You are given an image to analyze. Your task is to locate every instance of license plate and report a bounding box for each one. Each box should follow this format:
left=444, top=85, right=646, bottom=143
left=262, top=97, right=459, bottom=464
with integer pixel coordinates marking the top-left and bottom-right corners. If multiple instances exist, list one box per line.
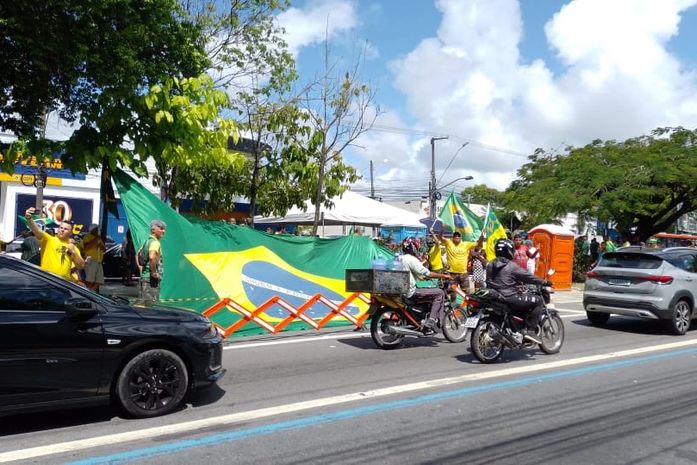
left=464, top=315, right=480, bottom=328
left=608, top=279, right=631, bottom=286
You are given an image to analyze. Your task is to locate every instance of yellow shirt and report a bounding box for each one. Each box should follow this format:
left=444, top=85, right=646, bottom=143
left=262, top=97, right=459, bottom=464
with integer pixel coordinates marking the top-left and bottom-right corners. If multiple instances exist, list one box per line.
left=443, top=239, right=475, bottom=274
left=80, top=233, right=105, bottom=262
left=39, top=234, right=83, bottom=282
left=428, top=245, right=443, bottom=271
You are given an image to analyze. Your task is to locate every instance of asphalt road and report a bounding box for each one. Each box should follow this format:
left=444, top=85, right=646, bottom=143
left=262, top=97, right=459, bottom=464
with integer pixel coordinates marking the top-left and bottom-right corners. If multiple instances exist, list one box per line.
left=3, top=291, right=697, bottom=465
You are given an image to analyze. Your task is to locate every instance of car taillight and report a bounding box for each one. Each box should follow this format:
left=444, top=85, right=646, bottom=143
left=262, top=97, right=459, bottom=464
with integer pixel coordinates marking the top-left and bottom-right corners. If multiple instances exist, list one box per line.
left=587, top=271, right=599, bottom=279
left=641, top=275, right=673, bottom=284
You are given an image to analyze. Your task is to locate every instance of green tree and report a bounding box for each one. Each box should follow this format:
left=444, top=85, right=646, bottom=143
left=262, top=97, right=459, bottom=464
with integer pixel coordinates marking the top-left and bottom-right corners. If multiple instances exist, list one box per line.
left=302, top=42, right=378, bottom=235
left=461, top=184, right=505, bottom=206
left=0, top=0, right=208, bottom=157
left=507, top=127, right=697, bottom=241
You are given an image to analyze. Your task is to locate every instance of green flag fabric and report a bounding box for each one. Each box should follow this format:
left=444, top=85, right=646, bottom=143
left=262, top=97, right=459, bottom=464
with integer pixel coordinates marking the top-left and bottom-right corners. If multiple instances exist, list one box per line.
left=437, top=192, right=483, bottom=241
left=482, top=204, right=508, bottom=261
left=113, top=170, right=393, bottom=337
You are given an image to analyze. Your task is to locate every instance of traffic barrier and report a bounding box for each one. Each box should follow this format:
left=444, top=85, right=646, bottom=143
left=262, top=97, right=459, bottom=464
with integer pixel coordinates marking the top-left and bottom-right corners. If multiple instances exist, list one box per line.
left=203, top=292, right=372, bottom=338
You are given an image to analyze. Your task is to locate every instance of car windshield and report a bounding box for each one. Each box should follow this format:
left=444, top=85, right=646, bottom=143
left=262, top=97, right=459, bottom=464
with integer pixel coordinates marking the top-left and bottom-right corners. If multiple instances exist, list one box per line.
left=598, top=252, right=662, bottom=269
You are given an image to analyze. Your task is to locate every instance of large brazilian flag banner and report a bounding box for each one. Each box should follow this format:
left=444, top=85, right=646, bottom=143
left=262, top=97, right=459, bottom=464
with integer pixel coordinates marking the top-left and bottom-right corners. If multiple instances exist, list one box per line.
left=113, top=170, right=393, bottom=337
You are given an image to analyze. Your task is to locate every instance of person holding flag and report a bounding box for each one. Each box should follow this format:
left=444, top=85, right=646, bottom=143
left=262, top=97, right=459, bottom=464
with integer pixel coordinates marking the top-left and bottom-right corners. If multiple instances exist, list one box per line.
left=434, top=192, right=483, bottom=291
left=482, top=204, right=508, bottom=261
left=24, top=207, right=85, bottom=283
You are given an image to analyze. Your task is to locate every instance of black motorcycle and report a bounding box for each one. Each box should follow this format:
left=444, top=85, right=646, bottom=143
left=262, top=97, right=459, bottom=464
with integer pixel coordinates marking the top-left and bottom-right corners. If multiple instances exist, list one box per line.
left=466, top=278, right=564, bottom=364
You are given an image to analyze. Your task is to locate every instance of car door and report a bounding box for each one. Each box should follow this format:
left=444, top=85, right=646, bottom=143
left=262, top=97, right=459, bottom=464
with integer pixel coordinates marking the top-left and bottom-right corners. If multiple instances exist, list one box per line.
left=0, top=262, right=105, bottom=407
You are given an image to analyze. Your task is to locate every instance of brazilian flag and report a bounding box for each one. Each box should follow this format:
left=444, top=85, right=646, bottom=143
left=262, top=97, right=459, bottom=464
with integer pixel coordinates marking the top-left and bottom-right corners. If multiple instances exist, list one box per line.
left=113, top=170, right=393, bottom=336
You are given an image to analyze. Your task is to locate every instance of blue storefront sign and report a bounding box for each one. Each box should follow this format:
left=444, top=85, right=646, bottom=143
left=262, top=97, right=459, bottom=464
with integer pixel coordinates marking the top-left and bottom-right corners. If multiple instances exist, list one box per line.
left=15, top=194, right=94, bottom=237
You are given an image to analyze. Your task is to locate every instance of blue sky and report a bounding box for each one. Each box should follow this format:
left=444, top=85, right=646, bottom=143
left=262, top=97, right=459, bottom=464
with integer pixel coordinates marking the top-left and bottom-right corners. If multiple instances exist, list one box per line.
left=278, top=0, right=697, bottom=200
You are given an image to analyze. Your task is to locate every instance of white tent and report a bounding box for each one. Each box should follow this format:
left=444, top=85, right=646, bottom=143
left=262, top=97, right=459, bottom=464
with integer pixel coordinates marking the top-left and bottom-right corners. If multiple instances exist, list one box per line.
left=254, top=191, right=426, bottom=228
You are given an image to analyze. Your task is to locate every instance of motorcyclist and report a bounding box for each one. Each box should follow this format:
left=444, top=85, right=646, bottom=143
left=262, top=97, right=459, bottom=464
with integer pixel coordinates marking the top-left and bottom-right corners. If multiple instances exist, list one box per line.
left=486, top=238, right=552, bottom=342
left=400, top=237, right=451, bottom=332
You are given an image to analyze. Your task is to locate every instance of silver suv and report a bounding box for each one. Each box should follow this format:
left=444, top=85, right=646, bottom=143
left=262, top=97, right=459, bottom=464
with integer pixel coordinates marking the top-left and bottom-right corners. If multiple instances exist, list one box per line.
left=583, top=247, right=697, bottom=335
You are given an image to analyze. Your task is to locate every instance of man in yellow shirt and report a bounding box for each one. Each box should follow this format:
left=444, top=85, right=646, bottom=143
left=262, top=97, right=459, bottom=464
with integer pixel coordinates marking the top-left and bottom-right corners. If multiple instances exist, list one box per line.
left=79, top=224, right=106, bottom=292
left=425, top=232, right=444, bottom=273
left=25, top=207, right=85, bottom=283
left=437, top=230, right=476, bottom=290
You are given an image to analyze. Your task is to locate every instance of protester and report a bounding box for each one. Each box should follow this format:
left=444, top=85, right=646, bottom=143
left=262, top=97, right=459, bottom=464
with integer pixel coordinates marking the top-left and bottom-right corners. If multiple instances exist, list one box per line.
left=24, top=207, right=84, bottom=282
left=468, top=238, right=487, bottom=289
left=512, top=234, right=534, bottom=270
left=647, top=237, right=659, bottom=249
left=603, top=235, right=617, bottom=253
left=79, top=224, right=106, bottom=292
left=20, top=230, right=41, bottom=265
left=228, top=218, right=237, bottom=225
left=436, top=229, right=477, bottom=290
left=121, top=229, right=137, bottom=286
left=590, top=237, right=599, bottom=262
left=137, top=219, right=166, bottom=305
left=426, top=231, right=444, bottom=273
left=525, top=239, right=540, bottom=275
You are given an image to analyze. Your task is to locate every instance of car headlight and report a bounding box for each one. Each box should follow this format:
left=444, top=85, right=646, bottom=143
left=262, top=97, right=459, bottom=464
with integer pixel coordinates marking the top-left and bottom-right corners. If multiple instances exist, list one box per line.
left=200, top=322, right=223, bottom=338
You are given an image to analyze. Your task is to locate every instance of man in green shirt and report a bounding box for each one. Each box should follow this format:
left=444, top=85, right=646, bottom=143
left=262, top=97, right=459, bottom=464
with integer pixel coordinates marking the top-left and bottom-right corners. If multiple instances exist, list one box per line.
left=137, top=219, right=166, bottom=305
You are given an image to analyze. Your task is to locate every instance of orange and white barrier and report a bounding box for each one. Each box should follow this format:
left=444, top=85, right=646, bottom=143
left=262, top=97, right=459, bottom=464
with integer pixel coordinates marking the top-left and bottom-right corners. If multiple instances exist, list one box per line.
left=203, top=292, right=372, bottom=338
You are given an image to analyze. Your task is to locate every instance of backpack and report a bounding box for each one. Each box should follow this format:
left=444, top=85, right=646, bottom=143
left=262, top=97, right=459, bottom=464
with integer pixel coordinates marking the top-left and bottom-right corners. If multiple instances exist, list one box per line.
left=136, top=238, right=153, bottom=268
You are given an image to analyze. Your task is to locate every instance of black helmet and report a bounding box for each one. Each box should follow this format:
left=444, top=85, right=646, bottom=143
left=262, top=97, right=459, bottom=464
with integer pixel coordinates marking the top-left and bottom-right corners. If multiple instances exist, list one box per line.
left=494, top=239, right=515, bottom=260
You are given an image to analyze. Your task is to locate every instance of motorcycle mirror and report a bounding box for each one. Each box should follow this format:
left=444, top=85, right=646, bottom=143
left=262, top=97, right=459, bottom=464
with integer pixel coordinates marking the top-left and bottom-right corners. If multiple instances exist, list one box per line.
left=547, top=268, right=556, bottom=276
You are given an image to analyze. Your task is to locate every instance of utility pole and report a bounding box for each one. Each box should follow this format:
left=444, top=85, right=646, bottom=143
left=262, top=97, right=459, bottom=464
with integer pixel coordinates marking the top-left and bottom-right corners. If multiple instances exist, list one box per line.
left=429, top=136, right=448, bottom=221
left=35, top=112, right=49, bottom=212
left=369, top=160, right=375, bottom=199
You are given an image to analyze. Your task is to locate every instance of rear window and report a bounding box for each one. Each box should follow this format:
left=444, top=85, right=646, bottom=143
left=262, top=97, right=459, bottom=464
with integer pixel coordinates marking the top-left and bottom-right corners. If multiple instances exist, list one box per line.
left=598, top=252, right=662, bottom=269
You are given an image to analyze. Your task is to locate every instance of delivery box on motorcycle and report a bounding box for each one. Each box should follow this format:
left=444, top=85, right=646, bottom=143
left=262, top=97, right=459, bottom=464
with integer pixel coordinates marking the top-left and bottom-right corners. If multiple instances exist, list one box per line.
left=345, top=269, right=409, bottom=295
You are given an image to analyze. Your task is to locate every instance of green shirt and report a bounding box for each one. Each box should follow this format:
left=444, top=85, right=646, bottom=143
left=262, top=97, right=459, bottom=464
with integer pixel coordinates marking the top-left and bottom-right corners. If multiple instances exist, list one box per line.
left=139, top=235, right=163, bottom=278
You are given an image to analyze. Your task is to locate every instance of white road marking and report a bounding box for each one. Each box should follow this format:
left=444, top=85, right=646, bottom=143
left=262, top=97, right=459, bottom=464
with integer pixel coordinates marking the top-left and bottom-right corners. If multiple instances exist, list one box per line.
left=554, top=299, right=583, bottom=304
left=224, top=332, right=369, bottom=350
left=3, top=338, right=697, bottom=463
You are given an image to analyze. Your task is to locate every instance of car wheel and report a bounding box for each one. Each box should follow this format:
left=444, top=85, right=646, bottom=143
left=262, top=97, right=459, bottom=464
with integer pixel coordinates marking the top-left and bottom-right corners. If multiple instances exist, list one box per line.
left=115, top=349, right=189, bottom=418
left=586, top=311, right=610, bottom=326
left=667, top=299, right=692, bottom=336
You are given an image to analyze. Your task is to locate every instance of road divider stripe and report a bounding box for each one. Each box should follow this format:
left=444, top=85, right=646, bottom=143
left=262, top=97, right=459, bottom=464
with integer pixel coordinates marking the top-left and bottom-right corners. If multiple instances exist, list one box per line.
left=4, top=338, right=697, bottom=463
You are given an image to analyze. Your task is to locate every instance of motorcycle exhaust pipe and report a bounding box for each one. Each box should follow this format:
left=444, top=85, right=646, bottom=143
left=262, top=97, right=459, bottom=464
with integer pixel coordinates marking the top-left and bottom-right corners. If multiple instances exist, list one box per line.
left=387, top=326, right=430, bottom=337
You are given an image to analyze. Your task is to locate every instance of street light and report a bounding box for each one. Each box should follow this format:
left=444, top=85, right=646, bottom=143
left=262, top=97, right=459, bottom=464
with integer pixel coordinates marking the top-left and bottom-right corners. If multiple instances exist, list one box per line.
left=437, top=175, right=474, bottom=191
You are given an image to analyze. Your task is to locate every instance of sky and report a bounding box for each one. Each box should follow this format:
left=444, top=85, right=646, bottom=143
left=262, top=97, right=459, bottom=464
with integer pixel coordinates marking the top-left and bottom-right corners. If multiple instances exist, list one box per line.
left=276, top=0, right=697, bottom=201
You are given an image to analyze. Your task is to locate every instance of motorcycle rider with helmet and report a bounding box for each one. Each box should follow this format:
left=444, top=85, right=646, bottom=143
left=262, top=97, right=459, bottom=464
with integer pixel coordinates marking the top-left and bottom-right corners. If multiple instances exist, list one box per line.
left=400, top=237, right=452, bottom=332
left=486, top=238, right=552, bottom=342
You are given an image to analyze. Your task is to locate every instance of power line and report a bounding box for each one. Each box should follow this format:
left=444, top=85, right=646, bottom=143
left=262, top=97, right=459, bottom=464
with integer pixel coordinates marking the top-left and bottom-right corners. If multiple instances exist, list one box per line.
left=364, top=123, right=531, bottom=158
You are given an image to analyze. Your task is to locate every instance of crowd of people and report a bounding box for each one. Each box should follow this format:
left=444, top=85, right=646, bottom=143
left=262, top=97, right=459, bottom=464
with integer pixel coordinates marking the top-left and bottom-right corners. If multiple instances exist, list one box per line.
left=397, top=229, right=548, bottom=340
left=14, top=208, right=167, bottom=305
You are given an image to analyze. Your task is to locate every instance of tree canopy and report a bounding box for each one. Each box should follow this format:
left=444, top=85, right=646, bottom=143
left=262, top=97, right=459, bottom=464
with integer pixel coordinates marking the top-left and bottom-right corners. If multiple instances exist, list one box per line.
left=0, top=0, right=208, bottom=142
left=506, top=127, right=697, bottom=240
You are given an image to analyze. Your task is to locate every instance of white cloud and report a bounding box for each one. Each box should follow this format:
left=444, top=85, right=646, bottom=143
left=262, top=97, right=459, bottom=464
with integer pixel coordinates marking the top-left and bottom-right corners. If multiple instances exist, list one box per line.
left=277, top=0, right=359, bottom=57
left=380, top=0, right=697, bottom=191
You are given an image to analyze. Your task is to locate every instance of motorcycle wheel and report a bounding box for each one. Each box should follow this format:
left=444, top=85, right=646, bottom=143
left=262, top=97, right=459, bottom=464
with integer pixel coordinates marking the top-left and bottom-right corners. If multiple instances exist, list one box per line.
left=470, top=319, right=504, bottom=364
left=370, top=306, right=406, bottom=350
left=441, top=305, right=469, bottom=343
left=538, top=313, right=565, bottom=354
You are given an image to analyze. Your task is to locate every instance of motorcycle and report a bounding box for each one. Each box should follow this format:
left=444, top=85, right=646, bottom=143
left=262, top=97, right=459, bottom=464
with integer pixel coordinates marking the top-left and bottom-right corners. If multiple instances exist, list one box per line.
left=466, top=272, right=564, bottom=364
left=369, top=280, right=470, bottom=350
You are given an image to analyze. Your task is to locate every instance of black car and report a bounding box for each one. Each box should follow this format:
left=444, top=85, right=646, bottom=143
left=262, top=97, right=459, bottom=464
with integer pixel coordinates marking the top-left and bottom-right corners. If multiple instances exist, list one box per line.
left=0, top=254, right=225, bottom=418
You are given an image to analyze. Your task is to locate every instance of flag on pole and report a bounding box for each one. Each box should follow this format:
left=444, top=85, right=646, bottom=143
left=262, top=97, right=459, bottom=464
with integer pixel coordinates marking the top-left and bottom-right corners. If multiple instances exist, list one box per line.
left=17, top=214, right=56, bottom=231
left=482, top=203, right=508, bottom=260
left=437, top=192, right=482, bottom=241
